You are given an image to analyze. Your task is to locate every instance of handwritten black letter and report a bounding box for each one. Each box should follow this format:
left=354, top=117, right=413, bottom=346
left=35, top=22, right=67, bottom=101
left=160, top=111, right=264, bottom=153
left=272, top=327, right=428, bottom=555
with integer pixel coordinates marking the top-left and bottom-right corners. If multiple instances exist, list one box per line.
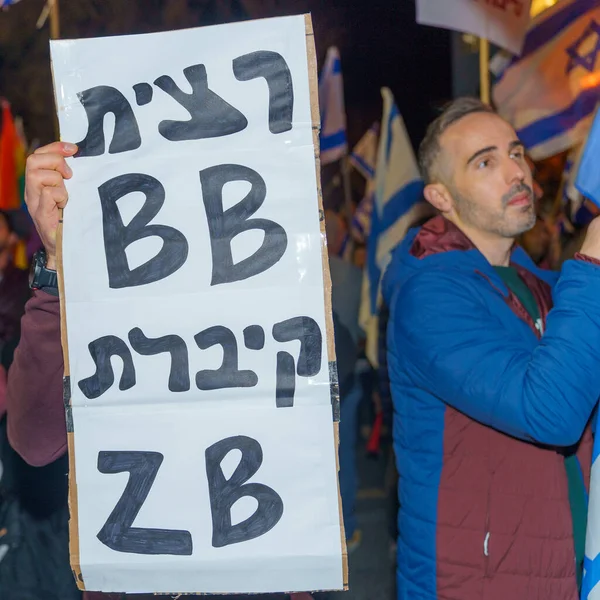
left=233, top=51, right=294, bottom=134
left=128, top=328, right=190, bottom=392
left=78, top=336, right=136, bottom=400
left=195, top=326, right=257, bottom=390
left=75, top=86, right=141, bottom=157
left=206, top=436, right=283, bottom=548
left=99, top=173, right=189, bottom=288
left=155, top=64, right=247, bottom=141
left=97, top=451, right=192, bottom=555
left=200, top=164, right=287, bottom=285
left=272, top=317, right=322, bottom=408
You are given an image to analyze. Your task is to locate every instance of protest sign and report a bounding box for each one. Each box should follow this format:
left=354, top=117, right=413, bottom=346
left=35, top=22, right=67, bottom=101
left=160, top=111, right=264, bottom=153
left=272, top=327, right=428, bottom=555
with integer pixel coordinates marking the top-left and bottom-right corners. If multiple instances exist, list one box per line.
left=50, top=14, right=346, bottom=595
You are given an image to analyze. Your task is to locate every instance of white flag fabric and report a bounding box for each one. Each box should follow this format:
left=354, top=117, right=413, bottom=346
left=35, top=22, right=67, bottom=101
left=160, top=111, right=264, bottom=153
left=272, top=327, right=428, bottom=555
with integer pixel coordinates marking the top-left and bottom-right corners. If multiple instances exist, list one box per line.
left=319, top=47, right=348, bottom=165
left=416, top=0, right=532, bottom=55
left=493, top=0, right=600, bottom=160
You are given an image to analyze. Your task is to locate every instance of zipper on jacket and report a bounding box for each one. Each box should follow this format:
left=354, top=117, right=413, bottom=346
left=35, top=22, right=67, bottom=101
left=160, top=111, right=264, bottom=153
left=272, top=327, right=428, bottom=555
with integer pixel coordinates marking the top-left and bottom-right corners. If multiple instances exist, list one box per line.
left=483, top=427, right=493, bottom=579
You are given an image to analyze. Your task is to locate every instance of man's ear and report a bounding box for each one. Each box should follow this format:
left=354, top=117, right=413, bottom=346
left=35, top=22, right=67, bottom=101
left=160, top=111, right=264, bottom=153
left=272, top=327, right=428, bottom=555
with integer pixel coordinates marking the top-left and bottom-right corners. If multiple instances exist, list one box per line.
left=423, top=183, right=454, bottom=214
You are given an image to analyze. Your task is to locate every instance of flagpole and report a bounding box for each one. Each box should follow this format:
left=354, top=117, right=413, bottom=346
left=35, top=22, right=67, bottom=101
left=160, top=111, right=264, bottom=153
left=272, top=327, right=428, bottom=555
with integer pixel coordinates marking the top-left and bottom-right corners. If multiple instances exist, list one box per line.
left=49, top=0, right=60, bottom=40
left=48, top=0, right=60, bottom=139
left=479, top=37, right=490, bottom=104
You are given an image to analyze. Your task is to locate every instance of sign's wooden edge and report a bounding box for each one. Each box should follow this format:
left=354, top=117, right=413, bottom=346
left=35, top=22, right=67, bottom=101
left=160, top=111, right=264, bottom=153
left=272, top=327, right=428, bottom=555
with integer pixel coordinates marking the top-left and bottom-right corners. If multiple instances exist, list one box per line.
left=304, top=12, right=350, bottom=592
left=50, top=38, right=86, bottom=590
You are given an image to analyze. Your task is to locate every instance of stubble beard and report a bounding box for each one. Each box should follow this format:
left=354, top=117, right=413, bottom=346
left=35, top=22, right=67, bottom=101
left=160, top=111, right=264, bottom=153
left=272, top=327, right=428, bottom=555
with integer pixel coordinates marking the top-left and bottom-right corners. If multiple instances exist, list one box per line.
left=453, top=186, right=536, bottom=239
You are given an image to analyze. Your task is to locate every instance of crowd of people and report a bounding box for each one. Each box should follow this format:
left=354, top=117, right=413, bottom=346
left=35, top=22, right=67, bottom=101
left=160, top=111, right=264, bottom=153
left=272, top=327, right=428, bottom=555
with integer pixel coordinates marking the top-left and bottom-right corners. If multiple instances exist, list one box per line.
left=0, top=96, right=599, bottom=600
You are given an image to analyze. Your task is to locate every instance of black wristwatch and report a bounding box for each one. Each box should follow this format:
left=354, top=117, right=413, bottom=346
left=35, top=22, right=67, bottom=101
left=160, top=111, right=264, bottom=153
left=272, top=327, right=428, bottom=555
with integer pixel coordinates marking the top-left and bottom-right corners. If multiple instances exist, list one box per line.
left=29, top=249, right=59, bottom=296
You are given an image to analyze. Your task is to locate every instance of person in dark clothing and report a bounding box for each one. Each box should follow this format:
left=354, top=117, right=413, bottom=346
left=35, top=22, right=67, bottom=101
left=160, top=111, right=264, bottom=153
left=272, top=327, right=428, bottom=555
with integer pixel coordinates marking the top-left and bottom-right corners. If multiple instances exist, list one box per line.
left=326, top=209, right=362, bottom=550
left=0, top=207, right=80, bottom=598
left=332, top=311, right=360, bottom=547
left=8, top=141, right=346, bottom=600
left=0, top=210, right=29, bottom=369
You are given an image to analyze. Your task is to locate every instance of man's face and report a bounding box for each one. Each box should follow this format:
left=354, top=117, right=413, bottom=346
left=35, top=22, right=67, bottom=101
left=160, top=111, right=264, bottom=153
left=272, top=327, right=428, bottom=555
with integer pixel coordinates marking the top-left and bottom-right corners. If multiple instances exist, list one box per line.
left=437, top=112, right=536, bottom=238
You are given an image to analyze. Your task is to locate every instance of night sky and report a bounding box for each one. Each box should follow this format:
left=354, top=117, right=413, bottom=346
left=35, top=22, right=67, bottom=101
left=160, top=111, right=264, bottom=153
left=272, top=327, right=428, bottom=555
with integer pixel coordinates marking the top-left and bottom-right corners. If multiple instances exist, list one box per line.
left=324, top=0, right=452, bottom=149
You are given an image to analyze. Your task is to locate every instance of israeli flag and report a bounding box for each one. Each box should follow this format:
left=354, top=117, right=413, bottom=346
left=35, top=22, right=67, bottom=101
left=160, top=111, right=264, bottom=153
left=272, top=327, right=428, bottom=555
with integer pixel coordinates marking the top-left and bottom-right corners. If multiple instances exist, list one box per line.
left=319, top=47, right=348, bottom=166
left=350, top=122, right=379, bottom=180
left=493, top=0, right=600, bottom=160
left=576, top=105, right=600, bottom=208
left=349, top=122, right=379, bottom=245
left=350, top=192, right=374, bottom=246
left=359, top=88, right=430, bottom=366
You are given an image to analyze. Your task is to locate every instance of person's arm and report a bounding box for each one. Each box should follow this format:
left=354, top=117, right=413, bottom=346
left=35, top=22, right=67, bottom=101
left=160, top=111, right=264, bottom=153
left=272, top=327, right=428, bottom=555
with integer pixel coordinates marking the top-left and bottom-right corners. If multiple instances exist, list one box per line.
left=392, top=257, right=600, bottom=447
left=5, top=141, right=76, bottom=466
left=7, top=290, right=65, bottom=466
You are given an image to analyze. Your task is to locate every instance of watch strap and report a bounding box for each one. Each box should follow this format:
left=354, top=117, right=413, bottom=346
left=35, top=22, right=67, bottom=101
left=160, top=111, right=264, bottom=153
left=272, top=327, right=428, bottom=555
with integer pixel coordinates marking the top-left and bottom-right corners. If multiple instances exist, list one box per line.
left=30, top=250, right=59, bottom=296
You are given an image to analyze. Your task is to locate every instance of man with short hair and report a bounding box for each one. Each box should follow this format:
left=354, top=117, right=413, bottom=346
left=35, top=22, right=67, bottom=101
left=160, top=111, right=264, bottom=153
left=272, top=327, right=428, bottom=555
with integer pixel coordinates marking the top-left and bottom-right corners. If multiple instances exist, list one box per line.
left=383, top=97, right=600, bottom=600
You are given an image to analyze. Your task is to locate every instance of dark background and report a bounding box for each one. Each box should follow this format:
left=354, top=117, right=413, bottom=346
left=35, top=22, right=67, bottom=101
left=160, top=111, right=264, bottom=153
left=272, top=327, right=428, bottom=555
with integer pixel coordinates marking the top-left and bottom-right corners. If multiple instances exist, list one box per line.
left=0, top=0, right=451, bottom=151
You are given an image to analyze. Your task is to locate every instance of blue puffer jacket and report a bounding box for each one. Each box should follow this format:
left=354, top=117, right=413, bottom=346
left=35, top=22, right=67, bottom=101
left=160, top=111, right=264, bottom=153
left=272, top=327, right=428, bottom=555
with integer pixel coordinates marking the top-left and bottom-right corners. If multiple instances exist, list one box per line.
left=382, top=216, right=600, bottom=600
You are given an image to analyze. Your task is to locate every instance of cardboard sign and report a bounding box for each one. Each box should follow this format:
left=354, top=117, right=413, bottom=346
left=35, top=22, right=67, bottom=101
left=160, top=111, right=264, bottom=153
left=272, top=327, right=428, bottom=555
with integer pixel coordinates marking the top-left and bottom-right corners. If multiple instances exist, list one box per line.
left=50, top=15, right=346, bottom=595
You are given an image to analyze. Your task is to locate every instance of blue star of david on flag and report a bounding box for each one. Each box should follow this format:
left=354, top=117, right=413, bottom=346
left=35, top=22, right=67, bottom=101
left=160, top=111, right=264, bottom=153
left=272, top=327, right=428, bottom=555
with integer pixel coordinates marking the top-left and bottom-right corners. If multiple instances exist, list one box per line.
left=566, top=19, right=600, bottom=73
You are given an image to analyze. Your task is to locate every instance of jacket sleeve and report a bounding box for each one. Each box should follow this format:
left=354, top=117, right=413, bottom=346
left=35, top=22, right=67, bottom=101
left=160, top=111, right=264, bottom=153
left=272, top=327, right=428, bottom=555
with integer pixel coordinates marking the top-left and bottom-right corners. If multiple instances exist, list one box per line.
left=392, top=258, right=600, bottom=447
left=7, top=290, right=66, bottom=467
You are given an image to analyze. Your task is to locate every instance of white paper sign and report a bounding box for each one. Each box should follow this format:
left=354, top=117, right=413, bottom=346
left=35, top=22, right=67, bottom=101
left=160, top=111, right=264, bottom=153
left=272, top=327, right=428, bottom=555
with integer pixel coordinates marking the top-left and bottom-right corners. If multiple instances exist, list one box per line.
left=416, top=0, right=532, bottom=55
left=50, top=15, right=344, bottom=595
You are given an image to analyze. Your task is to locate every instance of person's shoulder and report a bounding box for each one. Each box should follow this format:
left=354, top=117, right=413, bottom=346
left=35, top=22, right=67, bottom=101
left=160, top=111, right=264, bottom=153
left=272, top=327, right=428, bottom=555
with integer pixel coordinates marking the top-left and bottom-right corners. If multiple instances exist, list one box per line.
left=389, top=267, right=481, bottom=333
left=395, top=266, right=478, bottom=304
